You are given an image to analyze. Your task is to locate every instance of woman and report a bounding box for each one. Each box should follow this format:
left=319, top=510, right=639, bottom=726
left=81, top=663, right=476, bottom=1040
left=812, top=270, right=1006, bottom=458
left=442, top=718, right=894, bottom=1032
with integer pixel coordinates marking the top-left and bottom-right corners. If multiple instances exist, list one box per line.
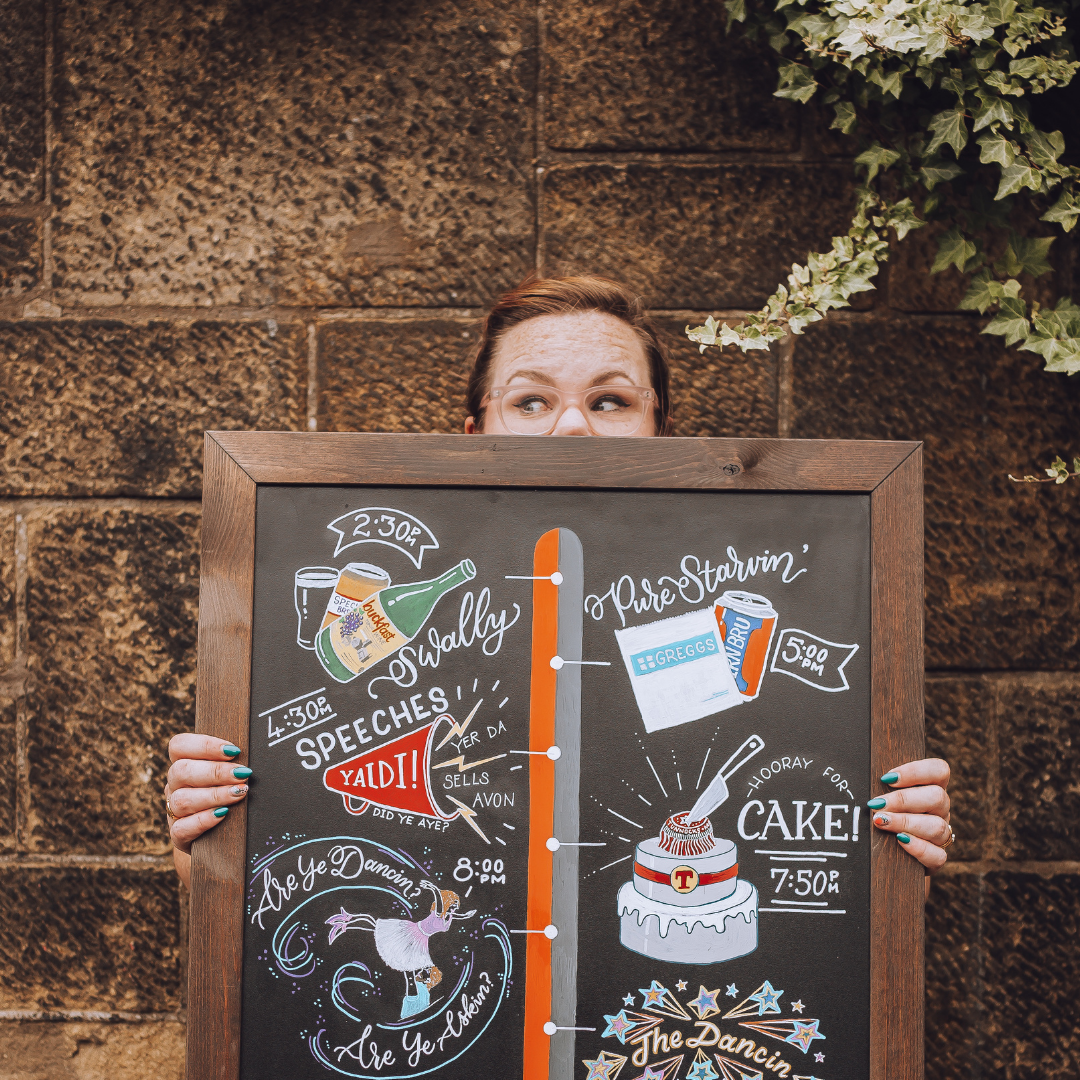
left=165, top=274, right=953, bottom=890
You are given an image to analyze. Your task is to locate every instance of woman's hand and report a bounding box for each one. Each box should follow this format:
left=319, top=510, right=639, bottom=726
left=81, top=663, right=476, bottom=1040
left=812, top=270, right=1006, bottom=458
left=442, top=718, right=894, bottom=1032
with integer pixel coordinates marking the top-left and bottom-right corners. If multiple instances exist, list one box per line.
left=166, top=733, right=252, bottom=889
left=869, top=757, right=952, bottom=888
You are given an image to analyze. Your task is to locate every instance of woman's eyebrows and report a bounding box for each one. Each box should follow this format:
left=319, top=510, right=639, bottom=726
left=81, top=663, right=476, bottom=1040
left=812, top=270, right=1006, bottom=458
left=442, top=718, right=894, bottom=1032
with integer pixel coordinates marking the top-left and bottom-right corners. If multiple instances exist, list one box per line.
left=503, top=367, right=636, bottom=385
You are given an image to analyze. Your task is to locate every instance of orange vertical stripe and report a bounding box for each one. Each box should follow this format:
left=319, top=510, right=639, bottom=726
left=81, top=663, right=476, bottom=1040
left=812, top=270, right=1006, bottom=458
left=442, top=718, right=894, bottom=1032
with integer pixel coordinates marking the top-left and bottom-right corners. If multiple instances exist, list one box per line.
left=523, top=529, right=560, bottom=1080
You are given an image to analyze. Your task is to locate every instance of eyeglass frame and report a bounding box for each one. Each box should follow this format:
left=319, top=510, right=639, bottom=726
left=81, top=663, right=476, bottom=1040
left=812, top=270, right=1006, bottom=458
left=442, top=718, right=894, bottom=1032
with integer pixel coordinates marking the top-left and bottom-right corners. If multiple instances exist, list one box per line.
left=481, top=383, right=658, bottom=436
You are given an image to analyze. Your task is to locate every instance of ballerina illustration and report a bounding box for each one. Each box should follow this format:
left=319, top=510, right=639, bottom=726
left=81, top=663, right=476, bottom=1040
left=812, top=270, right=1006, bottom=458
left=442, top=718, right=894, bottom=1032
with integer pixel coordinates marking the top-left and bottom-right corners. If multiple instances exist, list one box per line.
left=326, top=880, right=476, bottom=1017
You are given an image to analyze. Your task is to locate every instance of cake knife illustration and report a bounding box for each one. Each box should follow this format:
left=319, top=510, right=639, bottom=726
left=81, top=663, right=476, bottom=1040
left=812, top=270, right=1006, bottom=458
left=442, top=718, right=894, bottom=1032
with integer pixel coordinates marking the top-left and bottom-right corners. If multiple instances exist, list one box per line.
left=617, top=734, right=764, bottom=964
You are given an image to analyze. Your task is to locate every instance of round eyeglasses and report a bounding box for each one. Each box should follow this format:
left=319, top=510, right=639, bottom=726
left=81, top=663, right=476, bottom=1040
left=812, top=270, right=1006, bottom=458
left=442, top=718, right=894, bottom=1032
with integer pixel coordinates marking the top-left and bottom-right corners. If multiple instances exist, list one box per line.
left=486, top=384, right=655, bottom=436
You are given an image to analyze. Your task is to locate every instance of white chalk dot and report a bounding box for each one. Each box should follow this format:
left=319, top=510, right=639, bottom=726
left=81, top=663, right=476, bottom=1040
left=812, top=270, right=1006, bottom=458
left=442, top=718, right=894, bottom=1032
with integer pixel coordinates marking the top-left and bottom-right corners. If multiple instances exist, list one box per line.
left=543, top=1021, right=557, bottom=1036
left=546, top=837, right=560, bottom=852
left=550, top=571, right=563, bottom=585
left=546, top=745, right=562, bottom=761
left=544, top=924, right=558, bottom=939
left=549, top=655, right=564, bottom=670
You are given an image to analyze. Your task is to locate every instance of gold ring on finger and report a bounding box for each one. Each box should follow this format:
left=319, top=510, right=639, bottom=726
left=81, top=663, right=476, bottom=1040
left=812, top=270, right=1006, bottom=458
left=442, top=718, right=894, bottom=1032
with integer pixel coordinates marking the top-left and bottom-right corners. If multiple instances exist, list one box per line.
left=942, top=823, right=955, bottom=849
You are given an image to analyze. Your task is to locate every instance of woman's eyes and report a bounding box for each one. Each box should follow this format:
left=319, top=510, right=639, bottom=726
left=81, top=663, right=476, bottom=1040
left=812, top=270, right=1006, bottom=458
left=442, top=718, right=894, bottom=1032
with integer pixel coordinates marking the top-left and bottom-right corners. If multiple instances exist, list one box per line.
left=511, top=394, right=555, bottom=415
left=590, top=394, right=631, bottom=413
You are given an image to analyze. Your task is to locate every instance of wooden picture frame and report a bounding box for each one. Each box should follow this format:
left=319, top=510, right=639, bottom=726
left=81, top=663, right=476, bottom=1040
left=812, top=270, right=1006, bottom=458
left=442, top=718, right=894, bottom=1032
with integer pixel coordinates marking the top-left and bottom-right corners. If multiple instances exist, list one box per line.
left=188, top=431, right=924, bottom=1080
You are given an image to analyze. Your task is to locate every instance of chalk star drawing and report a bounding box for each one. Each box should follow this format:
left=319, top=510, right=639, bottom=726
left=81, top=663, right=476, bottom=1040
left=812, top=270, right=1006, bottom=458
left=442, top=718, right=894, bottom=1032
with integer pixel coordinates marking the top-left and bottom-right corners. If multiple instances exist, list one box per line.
left=676, top=980, right=688, bottom=991
left=814, top=1052, right=826, bottom=1062
left=739, top=1018, right=826, bottom=1055
left=629, top=1055, right=684, bottom=1080
left=637, top=980, right=691, bottom=1020
left=791, top=1000, right=805, bottom=1013
left=686, top=1049, right=719, bottom=1080
left=687, top=985, right=722, bottom=1020
left=582, top=1050, right=627, bottom=1080
left=726, top=983, right=739, bottom=998
left=724, top=981, right=784, bottom=1019
left=602, top=1011, right=637, bottom=1042
left=623, top=993, right=635, bottom=1007
left=748, top=980, right=783, bottom=1015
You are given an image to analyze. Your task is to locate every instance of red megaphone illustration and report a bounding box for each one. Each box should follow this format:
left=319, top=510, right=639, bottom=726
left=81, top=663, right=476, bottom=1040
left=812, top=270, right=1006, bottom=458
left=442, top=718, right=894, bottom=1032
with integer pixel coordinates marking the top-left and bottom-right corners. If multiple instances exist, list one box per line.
left=323, top=715, right=462, bottom=820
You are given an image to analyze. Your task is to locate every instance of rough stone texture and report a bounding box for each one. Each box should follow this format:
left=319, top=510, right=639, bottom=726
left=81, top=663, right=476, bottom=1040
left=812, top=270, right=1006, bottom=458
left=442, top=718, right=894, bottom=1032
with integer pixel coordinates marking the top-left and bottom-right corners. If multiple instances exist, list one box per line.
left=998, top=677, right=1080, bottom=861
left=655, top=318, right=778, bottom=437
left=979, top=872, right=1080, bottom=1078
left=318, top=319, right=478, bottom=433
left=0, top=218, right=41, bottom=297
left=24, top=504, right=199, bottom=854
left=792, top=315, right=1080, bottom=669
left=0, top=702, right=14, bottom=849
left=925, top=873, right=981, bottom=1080
left=0, top=1021, right=185, bottom=1080
left=925, top=677, right=995, bottom=862
left=544, top=0, right=798, bottom=152
left=52, top=0, right=536, bottom=308
left=0, top=507, right=16, bottom=850
left=0, top=866, right=181, bottom=1010
left=0, top=0, right=44, bottom=205
left=0, top=320, right=306, bottom=497
left=541, top=164, right=856, bottom=309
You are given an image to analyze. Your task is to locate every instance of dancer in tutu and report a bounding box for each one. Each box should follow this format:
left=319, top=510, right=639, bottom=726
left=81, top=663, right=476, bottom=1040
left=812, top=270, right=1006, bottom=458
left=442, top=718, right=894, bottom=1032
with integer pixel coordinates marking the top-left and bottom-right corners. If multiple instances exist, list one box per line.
left=326, top=880, right=475, bottom=1015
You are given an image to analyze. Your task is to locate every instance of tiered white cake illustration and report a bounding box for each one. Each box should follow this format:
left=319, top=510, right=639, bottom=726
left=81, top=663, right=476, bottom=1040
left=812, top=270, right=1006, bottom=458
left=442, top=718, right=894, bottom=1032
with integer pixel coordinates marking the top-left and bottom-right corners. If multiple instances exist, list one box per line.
left=618, top=735, right=763, bottom=964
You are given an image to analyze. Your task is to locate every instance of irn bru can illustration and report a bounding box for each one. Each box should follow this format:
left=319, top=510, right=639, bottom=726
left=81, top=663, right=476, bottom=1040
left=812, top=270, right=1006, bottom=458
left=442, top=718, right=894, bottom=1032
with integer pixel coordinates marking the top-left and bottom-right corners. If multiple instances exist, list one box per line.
left=714, top=591, right=777, bottom=699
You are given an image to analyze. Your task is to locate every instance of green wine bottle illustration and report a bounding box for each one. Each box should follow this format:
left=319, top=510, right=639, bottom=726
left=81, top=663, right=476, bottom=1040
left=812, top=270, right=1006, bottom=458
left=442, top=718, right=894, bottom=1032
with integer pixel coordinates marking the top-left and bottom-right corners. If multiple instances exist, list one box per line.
left=315, top=559, right=477, bottom=683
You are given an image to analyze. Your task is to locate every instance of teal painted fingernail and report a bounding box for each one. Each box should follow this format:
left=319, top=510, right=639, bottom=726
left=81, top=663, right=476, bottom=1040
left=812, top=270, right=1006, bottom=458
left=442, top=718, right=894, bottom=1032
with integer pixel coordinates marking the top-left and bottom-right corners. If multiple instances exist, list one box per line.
left=213, top=807, right=229, bottom=819
left=867, top=797, right=887, bottom=810
left=232, top=766, right=252, bottom=780
left=223, top=745, right=241, bottom=758
left=880, top=772, right=900, bottom=784
left=897, top=832, right=911, bottom=844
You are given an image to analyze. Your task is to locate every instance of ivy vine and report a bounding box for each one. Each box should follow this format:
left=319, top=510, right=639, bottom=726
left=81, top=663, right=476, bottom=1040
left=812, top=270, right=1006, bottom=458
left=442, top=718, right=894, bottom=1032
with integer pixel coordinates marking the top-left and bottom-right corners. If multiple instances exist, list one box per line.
left=686, top=0, right=1079, bottom=474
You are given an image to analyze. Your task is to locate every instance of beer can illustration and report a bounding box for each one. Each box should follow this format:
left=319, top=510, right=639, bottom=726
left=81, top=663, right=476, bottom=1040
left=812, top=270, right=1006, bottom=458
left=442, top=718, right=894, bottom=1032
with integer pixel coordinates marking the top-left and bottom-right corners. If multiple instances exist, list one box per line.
left=714, top=591, right=777, bottom=700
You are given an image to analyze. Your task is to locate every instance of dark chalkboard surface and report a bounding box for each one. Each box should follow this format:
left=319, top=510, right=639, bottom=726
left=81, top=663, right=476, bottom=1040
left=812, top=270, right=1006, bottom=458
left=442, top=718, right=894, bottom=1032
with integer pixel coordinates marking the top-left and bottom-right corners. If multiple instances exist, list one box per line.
left=188, top=433, right=925, bottom=1080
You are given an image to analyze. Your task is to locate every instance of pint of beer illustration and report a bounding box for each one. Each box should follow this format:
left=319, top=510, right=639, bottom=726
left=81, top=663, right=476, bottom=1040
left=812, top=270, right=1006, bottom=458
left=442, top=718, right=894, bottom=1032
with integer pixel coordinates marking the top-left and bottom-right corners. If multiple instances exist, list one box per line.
left=315, top=559, right=476, bottom=684
left=293, top=567, right=341, bottom=650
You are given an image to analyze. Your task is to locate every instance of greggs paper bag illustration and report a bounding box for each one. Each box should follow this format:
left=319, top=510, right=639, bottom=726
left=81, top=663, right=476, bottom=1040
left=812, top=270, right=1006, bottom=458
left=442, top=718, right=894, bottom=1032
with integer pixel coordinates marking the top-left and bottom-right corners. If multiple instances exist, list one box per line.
left=615, top=608, right=743, bottom=733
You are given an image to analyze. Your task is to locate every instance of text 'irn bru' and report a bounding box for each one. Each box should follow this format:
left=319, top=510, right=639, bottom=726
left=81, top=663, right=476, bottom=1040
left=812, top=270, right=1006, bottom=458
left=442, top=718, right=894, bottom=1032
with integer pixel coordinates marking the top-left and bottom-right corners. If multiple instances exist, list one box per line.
left=315, top=559, right=477, bottom=683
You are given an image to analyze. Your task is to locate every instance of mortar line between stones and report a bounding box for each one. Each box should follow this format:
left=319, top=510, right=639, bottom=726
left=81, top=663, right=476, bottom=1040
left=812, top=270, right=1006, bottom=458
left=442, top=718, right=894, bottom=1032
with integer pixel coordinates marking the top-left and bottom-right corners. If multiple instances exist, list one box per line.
left=986, top=674, right=1003, bottom=863
left=937, top=858, right=1080, bottom=874
left=14, top=510, right=28, bottom=852
left=41, top=0, right=56, bottom=299
left=0, top=1010, right=186, bottom=1023
left=0, top=853, right=175, bottom=868
left=0, top=498, right=203, bottom=512
left=307, top=322, right=318, bottom=431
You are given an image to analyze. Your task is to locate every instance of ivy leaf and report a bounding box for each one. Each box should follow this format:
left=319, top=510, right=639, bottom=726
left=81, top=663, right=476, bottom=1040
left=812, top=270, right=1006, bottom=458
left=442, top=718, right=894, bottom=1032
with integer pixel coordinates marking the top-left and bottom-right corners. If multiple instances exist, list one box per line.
left=972, top=93, right=1015, bottom=132
left=931, top=227, right=978, bottom=273
left=977, top=131, right=1017, bottom=167
left=995, top=160, right=1043, bottom=199
left=725, top=0, right=747, bottom=22
left=775, top=61, right=818, bottom=103
left=926, top=109, right=969, bottom=158
left=983, top=296, right=1031, bottom=345
left=985, top=0, right=1018, bottom=27
left=1047, top=456, right=1070, bottom=482
left=995, top=234, right=1054, bottom=278
left=855, top=144, right=902, bottom=182
left=919, top=159, right=965, bottom=189
left=830, top=101, right=857, bottom=135
left=882, top=198, right=925, bottom=241
left=1024, top=129, right=1066, bottom=169
left=1041, top=189, right=1080, bottom=232
left=959, top=270, right=1021, bottom=313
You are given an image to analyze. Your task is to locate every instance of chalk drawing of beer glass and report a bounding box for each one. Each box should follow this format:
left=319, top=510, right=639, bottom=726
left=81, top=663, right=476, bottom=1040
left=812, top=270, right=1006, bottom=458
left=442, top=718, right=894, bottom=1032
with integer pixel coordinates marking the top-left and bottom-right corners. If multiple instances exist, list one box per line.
left=294, top=567, right=340, bottom=650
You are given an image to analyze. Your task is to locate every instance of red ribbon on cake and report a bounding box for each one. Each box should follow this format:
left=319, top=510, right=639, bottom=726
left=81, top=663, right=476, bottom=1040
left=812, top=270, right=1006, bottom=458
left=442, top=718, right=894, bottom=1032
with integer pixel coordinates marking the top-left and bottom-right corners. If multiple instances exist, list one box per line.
left=633, top=862, right=739, bottom=887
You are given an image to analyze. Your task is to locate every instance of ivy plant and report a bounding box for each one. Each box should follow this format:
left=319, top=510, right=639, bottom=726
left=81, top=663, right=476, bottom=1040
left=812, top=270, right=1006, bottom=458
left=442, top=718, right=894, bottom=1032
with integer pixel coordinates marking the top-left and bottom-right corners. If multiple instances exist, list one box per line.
left=687, top=0, right=1080, bottom=420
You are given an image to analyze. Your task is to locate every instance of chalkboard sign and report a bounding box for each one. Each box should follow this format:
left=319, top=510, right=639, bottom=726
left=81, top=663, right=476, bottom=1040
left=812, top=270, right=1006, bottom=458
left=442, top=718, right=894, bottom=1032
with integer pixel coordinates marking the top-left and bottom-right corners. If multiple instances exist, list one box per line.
left=188, top=433, right=924, bottom=1080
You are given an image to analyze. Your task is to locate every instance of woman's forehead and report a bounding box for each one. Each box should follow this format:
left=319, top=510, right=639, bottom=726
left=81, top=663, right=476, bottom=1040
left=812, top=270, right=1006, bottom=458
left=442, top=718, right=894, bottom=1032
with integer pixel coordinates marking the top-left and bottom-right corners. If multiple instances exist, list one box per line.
left=491, top=311, right=650, bottom=386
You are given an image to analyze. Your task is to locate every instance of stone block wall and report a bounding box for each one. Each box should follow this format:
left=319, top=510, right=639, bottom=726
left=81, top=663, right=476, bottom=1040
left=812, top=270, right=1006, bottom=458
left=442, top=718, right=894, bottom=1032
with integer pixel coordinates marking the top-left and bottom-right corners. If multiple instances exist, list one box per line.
left=0, top=1, right=1076, bottom=1077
